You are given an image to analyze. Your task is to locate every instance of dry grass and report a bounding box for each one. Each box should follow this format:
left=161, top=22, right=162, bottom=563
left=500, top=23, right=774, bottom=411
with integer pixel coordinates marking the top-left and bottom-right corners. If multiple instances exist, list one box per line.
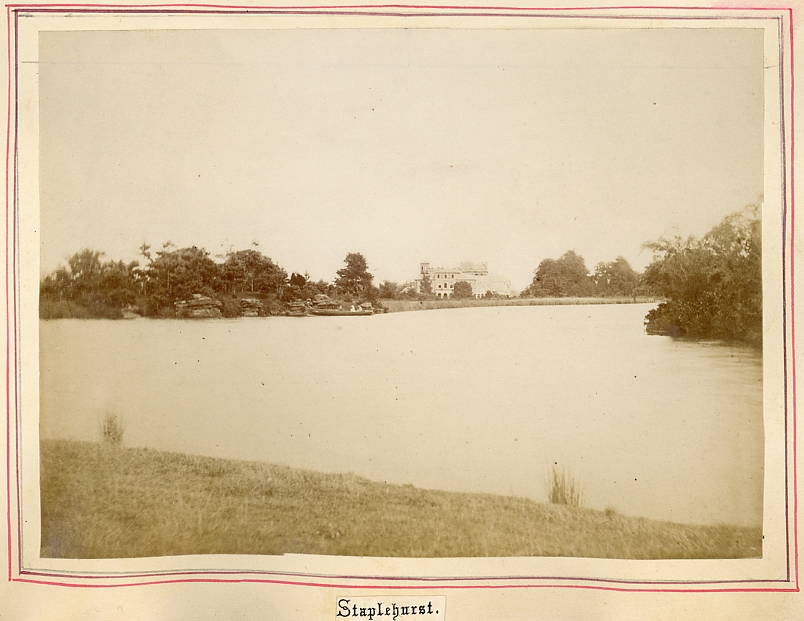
left=382, top=297, right=658, bottom=313
left=40, top=439, right=761, bottom=560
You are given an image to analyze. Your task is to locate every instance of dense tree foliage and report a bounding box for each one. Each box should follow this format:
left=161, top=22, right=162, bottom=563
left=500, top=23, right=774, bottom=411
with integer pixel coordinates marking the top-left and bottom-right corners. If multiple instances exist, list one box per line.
left=139, top=244, right=223, bottom=315
left=288, top=272, right=308, bottom=288
left=592, top=256, right=641, bottom=297
left=521, top=251, right=644, bottom=299
left=378, top=280, right=400, bottom=299
left=40, top=249, right=140, bottom=319
left=222, top=249, right=287, bottom=296
left=451, top=280, right=474, bottom=299
left=284, top=272, right=332, bottom=302
left=419, top=273, right=434, bottom=298
left=41, top=244, right=383, bottom=318
left=335, top=253, right=375, bottom=300
left=642, top=205, right=761, bottom=345
left=482, top=290, right=509, bottom=299
left=378, top=280, right=424, bottom=300
left=522, top=250, right=594, bottom=298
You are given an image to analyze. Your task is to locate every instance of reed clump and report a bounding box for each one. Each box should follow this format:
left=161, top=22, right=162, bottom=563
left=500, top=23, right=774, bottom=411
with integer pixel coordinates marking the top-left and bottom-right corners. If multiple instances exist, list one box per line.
left=100, top=413, right=124, bottom=446
left=547, top=467, right=584, bottom=508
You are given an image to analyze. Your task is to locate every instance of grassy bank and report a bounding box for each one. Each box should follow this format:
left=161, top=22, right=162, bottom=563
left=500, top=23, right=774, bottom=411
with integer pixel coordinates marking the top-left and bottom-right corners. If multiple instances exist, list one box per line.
left=41, top=439, right=760, bottom=559
left=381, top=297, right=659, bottom=313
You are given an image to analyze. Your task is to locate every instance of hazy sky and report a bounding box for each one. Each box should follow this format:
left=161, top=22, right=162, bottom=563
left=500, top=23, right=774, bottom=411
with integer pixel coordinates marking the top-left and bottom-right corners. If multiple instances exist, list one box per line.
left=39, top=27, right=764, bottom=290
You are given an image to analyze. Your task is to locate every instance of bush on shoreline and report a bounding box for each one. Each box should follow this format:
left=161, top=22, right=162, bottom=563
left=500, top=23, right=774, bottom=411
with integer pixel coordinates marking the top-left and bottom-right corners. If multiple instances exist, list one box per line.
left=642, top=206, right=761, bottom=346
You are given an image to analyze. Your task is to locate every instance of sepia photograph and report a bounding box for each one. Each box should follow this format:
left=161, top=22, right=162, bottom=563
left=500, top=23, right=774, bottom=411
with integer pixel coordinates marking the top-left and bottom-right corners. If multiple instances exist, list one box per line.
left=2, top=2, right=800, bottom=619
left=31, top=21, right=771, bottom=564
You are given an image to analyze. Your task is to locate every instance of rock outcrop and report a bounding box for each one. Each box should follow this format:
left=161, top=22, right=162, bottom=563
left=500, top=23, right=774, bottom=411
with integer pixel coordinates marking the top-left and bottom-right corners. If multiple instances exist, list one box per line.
left=175, top=294, right=223, bottom=318
left=240, top=298, right=264, bottom=317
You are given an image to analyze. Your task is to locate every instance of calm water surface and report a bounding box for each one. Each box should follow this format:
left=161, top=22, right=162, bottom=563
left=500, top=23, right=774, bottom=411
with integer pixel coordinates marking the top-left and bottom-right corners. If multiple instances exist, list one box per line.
left=40, top=304, right=763, bottom=527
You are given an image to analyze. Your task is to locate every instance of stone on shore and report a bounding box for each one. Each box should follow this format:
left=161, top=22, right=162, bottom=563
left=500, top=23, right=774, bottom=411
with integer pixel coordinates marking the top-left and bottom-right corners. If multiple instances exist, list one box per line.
left=175, top=294, right=223, bottom=318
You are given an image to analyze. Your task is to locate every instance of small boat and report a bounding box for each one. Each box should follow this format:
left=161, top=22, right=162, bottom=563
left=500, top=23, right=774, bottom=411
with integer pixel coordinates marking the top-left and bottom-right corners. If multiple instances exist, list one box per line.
left=307, top=295, right=374, bottom=316
left=310, top=307, right=373, bottom=316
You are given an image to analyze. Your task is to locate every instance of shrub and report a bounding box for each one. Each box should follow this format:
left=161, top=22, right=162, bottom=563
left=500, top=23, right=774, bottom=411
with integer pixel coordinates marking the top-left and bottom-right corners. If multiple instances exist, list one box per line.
left=39, top=298, right=93, bottom=319
left=40, top=295, right=122, bottom=319
left=451, top=281, right=474, bottom=299
left=157, top=306, right=176, bottom=318
left=642, top=205, right=761, bottom=345
left=218, top=295, right=242, bottom=318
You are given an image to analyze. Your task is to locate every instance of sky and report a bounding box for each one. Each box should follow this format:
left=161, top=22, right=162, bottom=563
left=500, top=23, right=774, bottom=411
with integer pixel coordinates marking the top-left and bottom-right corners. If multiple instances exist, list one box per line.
left=39, top=27, right=764, bottom=291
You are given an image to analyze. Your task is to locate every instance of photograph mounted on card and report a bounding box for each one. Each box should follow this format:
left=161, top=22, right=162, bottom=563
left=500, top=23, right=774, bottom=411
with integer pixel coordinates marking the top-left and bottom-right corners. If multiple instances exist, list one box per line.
left=6, top=5, right=795, bottom=591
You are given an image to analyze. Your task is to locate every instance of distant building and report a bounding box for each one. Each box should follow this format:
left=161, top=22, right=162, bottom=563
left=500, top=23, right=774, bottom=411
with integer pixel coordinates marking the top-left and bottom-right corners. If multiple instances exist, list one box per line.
left=415, top=261, right=512, bottom=299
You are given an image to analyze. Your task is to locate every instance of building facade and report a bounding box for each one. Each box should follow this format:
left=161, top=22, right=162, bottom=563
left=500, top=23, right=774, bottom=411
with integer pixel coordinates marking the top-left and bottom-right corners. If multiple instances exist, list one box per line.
left=415, top=261, right=512, bottom=299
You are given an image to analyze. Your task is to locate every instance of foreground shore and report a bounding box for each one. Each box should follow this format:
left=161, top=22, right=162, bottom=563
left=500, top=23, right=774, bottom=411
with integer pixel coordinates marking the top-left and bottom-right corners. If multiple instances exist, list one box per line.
left=40, top=439, right=760, bottom=559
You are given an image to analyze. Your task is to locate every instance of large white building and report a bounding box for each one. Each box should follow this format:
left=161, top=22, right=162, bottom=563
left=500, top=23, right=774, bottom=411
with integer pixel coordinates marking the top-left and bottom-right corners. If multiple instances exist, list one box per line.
left=415, top=261, right=512, bottom=299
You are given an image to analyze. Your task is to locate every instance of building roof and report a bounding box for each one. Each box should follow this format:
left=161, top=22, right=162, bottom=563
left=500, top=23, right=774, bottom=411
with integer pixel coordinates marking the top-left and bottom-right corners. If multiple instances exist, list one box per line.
left=458, top=261, right=488, bottom=273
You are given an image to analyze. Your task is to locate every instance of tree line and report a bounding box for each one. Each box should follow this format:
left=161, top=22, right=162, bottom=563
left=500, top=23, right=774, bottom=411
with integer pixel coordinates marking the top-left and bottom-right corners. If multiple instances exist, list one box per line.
left=40, top=245, right=379, bottom=319
left=520, top=251, right=644, bottom=299
left=40, top=205, right=762, bottom=344
left=517, top=205, right=761, bottom=345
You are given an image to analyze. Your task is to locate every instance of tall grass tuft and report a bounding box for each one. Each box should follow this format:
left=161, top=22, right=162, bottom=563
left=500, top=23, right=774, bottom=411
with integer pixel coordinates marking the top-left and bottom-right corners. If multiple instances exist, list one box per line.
left=101, top=413, right=124, bottom=446
left=547, top=467, right=584, bottom=507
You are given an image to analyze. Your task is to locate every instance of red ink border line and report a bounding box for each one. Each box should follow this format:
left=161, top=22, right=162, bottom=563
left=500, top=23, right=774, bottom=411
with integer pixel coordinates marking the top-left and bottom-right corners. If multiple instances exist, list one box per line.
left=788, top=3, right=799, bottom=591
left=4, top=2, right=12, bottom=586
left=0, top=3, right=797, bottom=10
left=7, top=576, right=804, bottom=592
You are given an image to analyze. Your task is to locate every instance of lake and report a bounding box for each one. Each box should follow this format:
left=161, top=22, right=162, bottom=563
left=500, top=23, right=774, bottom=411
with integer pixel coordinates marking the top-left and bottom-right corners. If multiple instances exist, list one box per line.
left=39, top=303, right=763, bottom=528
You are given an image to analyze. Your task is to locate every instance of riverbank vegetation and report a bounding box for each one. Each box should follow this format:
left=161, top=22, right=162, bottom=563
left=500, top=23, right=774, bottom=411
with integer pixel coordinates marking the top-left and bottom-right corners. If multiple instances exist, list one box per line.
left=641, top=205, right=762, bottom=346
left=41, top=439, right=761, bottom=560
left=39, top=243, right=654, bottom=320
left=39, top=245, right=363, bottom=319
left=40, top=206, right=761, bottom=345
left=381, top=296, right=657, bottom=313
left=521, top=251, right=643, bottom=299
